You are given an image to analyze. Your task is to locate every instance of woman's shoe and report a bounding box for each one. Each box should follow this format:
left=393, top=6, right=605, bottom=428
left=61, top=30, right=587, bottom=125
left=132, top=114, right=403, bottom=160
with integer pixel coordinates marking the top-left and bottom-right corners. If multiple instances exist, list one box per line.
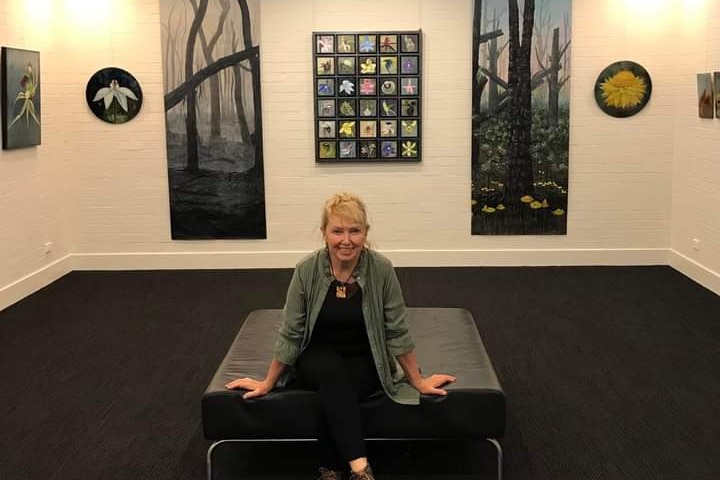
left=318, top=467, right=344, bottom=480
left=349, top=465, right=375, bottom=480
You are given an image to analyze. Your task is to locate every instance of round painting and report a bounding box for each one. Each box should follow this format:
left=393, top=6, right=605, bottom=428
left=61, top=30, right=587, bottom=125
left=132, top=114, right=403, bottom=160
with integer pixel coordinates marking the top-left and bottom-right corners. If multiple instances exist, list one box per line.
left=85, top=67, right=143, bottom=124
left=594, top=61, right=652, bottom=118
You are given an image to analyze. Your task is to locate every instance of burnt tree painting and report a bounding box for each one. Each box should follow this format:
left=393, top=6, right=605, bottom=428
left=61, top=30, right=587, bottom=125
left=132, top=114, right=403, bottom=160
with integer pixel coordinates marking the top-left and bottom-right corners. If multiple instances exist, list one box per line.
left=160, top=0, right=265, bottom=239
left=472, top=0, right=571, bottom=235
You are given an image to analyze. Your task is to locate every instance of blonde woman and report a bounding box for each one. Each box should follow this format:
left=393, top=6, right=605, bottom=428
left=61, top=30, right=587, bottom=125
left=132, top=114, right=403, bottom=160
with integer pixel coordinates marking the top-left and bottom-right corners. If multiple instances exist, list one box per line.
left=226, top=192, right=455, bottom=480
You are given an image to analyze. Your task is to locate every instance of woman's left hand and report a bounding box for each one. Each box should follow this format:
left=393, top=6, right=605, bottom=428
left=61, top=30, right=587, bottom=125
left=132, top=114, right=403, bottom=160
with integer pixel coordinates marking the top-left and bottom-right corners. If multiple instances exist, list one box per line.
left=415, top=373, right=457, bottom=396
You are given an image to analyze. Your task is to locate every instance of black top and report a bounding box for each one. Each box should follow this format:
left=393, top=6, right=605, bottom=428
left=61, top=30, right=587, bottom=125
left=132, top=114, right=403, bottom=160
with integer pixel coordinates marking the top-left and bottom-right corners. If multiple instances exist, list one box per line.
left=310, top=281, right=370, bottom=355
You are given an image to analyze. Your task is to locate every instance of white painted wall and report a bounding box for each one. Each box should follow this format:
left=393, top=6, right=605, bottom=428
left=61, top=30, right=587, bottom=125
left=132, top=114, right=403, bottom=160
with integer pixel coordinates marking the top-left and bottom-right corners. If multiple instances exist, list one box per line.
left=669, top=2, right=720, bottom=293
left=1, top=0, right=718, bottom=311
left=0, top=1, right=76, bottom=307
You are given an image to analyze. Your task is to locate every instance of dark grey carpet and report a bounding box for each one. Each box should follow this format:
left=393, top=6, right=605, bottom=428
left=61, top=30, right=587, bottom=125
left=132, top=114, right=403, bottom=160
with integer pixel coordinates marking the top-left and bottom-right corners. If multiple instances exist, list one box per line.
left=0, top=266, right=719, bottom=480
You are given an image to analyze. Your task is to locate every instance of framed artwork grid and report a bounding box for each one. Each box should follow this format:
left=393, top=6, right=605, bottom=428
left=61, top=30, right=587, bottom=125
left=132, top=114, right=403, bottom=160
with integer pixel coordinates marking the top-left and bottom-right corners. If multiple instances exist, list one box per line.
left=313, top=31, right=422, bottom=163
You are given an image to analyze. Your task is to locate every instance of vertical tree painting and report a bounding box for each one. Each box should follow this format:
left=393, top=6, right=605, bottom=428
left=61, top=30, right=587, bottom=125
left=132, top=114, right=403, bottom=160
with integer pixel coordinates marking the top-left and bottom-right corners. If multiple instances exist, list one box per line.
left=160, top=0, right=265, bottom=239
left=472, top=0, right=571, bottom=235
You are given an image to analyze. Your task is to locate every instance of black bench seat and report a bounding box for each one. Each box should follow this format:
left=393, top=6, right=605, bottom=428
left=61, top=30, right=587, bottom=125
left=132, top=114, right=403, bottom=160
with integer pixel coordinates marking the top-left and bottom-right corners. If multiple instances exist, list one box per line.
left=202, top=308, right=506, bottom=479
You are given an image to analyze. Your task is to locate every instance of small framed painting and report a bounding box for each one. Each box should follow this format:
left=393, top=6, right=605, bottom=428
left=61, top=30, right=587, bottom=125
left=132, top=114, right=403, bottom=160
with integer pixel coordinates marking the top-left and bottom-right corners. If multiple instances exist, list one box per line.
left=697, top=73, right=713, bottom=119
left=712, top=72, right=720, bottom=119
left=85, top=67, right=143, bottom=124
left=1, top=47, right=41, bottom=149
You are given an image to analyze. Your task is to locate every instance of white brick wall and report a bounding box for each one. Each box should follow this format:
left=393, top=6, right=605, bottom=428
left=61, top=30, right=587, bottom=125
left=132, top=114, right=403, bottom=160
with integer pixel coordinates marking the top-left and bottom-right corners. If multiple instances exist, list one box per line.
left=1, top=0, right=719, bottom=310
left=669, top=1, right=720, bottom=292
left=0, top=1, right=75, bottom=303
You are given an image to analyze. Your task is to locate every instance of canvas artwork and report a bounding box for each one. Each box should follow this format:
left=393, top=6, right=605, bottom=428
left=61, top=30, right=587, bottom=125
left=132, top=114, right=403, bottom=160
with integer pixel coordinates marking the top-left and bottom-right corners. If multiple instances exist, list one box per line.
left=594, top=61, right=652, bottom=118
left=85, top=67, right=143, bottom=124
left=313, top=31, right=422, bottom=162
left=697, top=73, right=715, bottom=118
left=471, top=0, right=571, bottom=235
left=714, top=72, right=720, bottom=119
left=159, top=0, right=266, bottom=239
left=697, top=73, right=714, bottom=119
left=1, top=47, right=41, bottom=150
left=711, top=72, right=720, bottom=118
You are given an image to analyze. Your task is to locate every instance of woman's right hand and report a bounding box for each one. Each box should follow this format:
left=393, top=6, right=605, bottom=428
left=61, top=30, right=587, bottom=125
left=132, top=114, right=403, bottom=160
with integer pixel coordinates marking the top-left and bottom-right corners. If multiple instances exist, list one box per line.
left=224, top=377, right=273, bottom=399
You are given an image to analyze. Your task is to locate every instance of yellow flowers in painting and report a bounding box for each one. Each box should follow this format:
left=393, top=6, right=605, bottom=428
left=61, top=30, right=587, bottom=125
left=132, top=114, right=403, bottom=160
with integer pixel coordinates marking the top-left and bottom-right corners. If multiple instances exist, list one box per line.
left=599, top=70, right=647, bottom=109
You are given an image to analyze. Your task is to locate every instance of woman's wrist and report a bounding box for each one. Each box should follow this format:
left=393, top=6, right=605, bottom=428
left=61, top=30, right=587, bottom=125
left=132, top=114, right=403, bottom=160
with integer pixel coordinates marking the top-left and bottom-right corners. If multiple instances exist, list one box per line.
left=407, top=372, right=423, bottom=389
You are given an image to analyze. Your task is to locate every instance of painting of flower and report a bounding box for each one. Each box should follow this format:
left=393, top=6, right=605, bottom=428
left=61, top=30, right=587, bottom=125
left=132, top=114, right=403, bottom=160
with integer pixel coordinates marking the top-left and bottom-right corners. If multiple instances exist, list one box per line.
left=594, top=61, right=652, bottom=118
left=600, top=71, right=646, bottom=109
left=714, top=72, right=720, bottom=119
left=1, top=47, right=41, bottom=150
left=85, top=67, right=143, bottom=124
left=697, top=73, right=713, bottom=119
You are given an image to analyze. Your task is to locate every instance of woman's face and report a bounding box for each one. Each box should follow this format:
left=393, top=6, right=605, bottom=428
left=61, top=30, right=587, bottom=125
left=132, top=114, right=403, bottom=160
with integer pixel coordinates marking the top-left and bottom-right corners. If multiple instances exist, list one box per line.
left=323, top=214, right=367, bottom=266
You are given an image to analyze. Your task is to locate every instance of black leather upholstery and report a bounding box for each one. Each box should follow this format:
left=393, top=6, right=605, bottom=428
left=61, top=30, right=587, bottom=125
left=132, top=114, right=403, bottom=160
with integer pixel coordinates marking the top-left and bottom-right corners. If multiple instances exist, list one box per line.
left=202, top=308, right=505, bottom=440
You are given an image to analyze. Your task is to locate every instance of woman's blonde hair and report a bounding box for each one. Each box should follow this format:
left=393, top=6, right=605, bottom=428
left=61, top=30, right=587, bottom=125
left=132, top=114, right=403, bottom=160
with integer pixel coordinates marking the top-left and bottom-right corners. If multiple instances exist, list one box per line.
left=321, top=192, right=370, bottom=233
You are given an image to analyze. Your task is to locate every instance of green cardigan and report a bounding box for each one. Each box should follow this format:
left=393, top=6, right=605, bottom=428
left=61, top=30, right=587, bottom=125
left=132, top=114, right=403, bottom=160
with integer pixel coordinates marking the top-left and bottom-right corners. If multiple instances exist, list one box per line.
left=273, top=248, right=420, bottom=405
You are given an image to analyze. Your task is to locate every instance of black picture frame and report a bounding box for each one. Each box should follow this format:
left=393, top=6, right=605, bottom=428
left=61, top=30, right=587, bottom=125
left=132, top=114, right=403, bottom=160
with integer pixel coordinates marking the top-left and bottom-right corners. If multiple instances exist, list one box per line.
left=1, top=47, right=41, bottom=150
left=313, top=31, right=422, bottom=163
left=594, top=60, right=652, bottom=118
left=85, top=67, right=143, bottom=124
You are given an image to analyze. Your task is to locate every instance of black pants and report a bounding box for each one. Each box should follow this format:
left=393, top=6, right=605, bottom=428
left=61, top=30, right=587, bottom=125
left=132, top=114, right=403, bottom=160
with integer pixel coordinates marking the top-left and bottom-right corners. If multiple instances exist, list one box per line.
left=295, top=345, right=382, bottom=469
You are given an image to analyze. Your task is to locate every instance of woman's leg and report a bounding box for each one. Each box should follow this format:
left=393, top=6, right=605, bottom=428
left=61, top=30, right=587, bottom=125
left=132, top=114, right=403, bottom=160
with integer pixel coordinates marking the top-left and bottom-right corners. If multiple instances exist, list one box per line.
left=295, top=347, right=381, bottom=469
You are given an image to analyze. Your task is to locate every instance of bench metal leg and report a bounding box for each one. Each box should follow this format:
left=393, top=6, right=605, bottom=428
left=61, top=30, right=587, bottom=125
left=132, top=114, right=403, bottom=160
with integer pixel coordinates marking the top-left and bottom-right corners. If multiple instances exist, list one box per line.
left=207, top=438, right=309, bottom=480
left=207, top=439, right=244, bottom=480
left=208, top=437, right=503, bottom=480
left=485, top=437, right=503, bottom=480
left=206, top=439, right=220, bottom=480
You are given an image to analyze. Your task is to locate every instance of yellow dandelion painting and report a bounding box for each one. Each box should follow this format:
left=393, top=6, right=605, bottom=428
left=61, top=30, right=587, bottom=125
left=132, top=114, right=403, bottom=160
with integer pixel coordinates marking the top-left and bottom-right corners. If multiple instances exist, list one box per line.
left=600, top=71, right=646, bottom=109
left=595, top=61, right=652, bottom=118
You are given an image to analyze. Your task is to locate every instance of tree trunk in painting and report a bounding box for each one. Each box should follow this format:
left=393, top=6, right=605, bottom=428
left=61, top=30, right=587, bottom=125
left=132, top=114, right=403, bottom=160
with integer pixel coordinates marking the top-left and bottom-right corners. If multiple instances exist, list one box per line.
left=207, top=70, right=222, bottom=137
left=237, top=0, right=264, bottom=185
left=547, top=28, right=561, bottom=126
left=164, top=47, right=260, bottom=112
left=472, top=0, right=483, bottom=120
left=488, top=33, right=501, bottom=113
left=197, top=0, right=230, bottom=138
left=233, top=62, right=252, bottom=144
left=505, top=0, right=535, bottom=209
left=547, top=27, right=570, bottom=127
left=231, top=30, right=252, bottom=145
left=183, top=0, right=208, bottom=172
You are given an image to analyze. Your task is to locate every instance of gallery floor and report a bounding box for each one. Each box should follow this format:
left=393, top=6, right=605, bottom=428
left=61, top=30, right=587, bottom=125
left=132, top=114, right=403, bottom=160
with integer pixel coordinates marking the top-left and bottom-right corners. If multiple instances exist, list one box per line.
left=0, top=265, right=718, bottom=479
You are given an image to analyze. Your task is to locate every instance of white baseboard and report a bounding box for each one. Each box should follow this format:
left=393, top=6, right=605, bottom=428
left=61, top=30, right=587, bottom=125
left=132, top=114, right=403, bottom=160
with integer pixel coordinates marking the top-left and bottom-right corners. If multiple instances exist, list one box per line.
left=71, top=251, right=308, bottom=270
left=3, top=248, right=715, bottom=313
left=70, top=247, right=669, bottom=269
left=381, top=248, right=669, bottom=267
left=0, top=255, right=74, bottom=312
left=668, top=250, right=720, bottom=297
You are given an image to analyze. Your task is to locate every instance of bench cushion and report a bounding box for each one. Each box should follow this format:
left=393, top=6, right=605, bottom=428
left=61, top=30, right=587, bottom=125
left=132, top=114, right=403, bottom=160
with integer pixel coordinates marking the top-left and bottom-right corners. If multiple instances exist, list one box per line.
left=202, top=308, right=505, bottom=440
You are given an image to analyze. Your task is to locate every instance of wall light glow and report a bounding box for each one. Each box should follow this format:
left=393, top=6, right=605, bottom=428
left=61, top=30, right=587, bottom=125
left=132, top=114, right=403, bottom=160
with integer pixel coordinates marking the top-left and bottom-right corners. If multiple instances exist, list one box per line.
left=679, top=0, right=707, bottom=25
left=623, top=0, right=708, bottom=19
left=25, top=0, right=54, bottom=26
left=63, top=0, right=113, bottom=26
left=614, top=0, right=709, bottom=35
left=682, top=0, right=706, bottom=9
left=624, top=0, right=673, bottom=19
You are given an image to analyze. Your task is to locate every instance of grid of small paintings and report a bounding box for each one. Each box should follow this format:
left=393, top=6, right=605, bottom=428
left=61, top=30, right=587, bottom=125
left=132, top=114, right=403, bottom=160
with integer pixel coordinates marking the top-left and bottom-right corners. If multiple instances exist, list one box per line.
left=313, top=31, right=422, bottom=163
